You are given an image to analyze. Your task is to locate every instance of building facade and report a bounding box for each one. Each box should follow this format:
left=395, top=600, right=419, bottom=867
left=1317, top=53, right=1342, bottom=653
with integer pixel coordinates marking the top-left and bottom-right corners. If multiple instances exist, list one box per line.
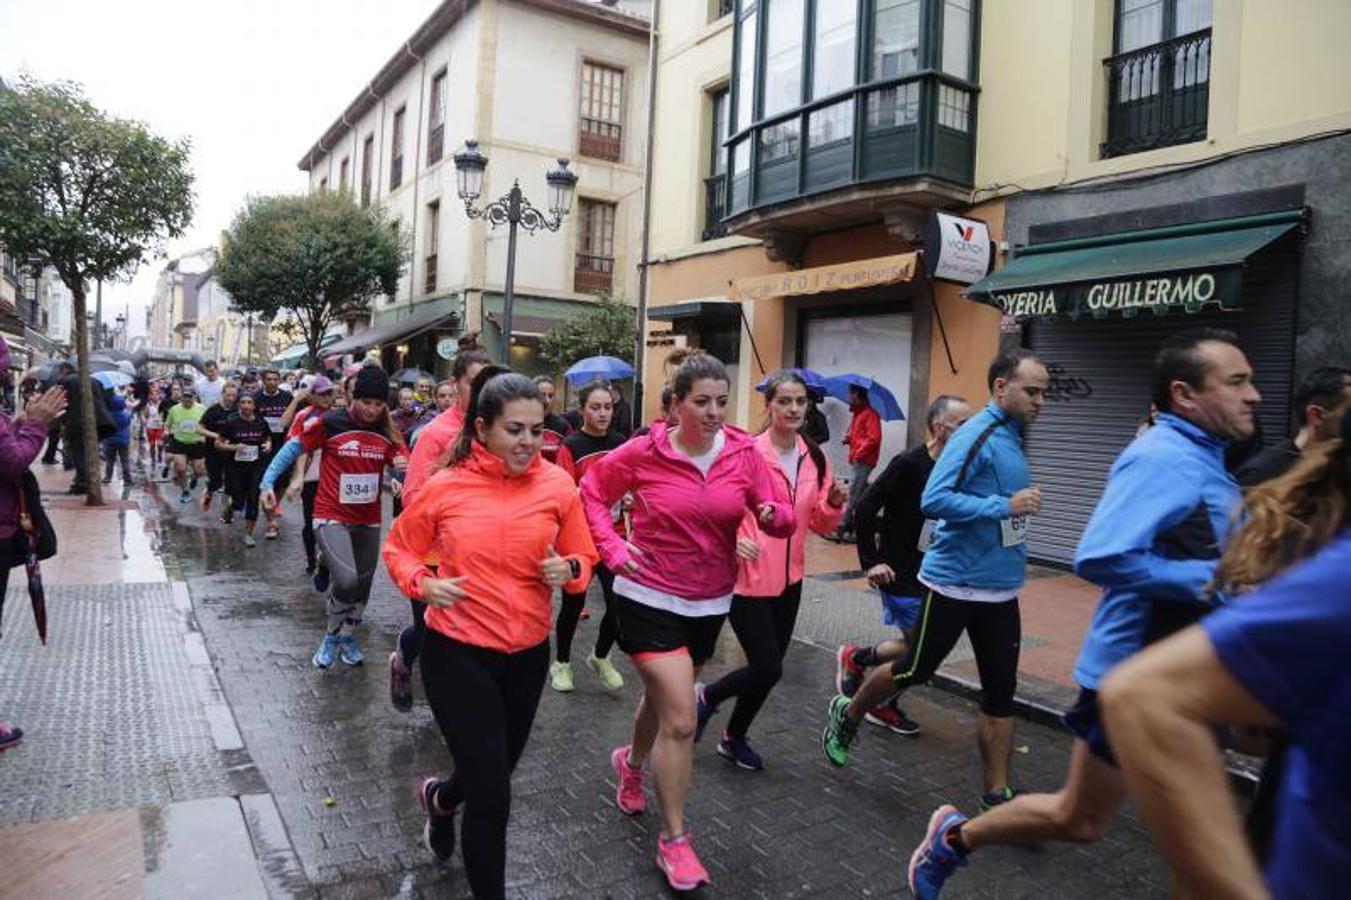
left=644, top=0, right=1351, bottom=564
left=298, top=0, right=651, bottom=377
left=643, top=0, right=998, bottom=481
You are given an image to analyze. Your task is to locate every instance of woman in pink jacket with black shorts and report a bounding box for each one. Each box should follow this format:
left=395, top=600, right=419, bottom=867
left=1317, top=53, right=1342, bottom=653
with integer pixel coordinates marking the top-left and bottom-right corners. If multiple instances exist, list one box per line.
left=580, top=352, right=795, bottom=892
left=694, top=370, right=847, bottom=770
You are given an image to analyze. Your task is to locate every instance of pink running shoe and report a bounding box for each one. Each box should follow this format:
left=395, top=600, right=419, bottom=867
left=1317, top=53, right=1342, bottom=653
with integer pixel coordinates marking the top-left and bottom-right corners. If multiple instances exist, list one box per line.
left=611, top=745, right=646, bottom=815
left=656, top=832, right=711, bottom=891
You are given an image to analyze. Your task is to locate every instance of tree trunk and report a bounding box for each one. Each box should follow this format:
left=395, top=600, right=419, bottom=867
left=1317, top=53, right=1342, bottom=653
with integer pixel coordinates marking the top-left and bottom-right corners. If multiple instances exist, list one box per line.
left=71, top=284, right=105, bottom=507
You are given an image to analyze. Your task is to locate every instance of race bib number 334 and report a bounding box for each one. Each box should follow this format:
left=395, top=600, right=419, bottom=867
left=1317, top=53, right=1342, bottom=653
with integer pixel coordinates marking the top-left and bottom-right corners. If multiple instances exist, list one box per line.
left=339, top=473, right=380, bottom=505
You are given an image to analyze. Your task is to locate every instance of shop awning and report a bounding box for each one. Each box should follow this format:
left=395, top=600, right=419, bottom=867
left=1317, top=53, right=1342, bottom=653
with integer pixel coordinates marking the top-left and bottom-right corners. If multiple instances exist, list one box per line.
left=486, top=312, right=555, bottom=340
left=648, top=300, right=741, bottom=321
left=271, top=332, right=343, bottom=366
left=965, top=212, right=1303, bottom=321
left=729, top=253, right=918, bottom=302
left=322, top=304, right=455, bottom=357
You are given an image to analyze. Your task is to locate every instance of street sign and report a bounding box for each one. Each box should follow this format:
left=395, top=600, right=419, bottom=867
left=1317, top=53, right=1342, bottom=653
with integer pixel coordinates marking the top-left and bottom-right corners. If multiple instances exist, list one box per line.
left=436, top=337, right=457, bottom=360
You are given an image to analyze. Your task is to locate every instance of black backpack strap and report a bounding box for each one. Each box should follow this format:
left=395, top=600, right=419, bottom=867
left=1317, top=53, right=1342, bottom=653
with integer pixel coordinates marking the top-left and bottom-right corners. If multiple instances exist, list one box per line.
left=954, top=416, right=1007, bottom=491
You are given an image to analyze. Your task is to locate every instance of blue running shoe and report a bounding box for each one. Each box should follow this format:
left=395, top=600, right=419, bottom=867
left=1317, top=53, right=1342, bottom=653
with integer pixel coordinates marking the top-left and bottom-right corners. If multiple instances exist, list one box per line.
left=716, top=733, right=764, bottom=771
left=338, top=635, right=365, bottom=667
left=312, top=634, right=339, bottom=669
left=694, top=682, right=713, bottom=743
left=312, top=565, right=331, bottom=594
left=908, top=804, right=968, bottom=898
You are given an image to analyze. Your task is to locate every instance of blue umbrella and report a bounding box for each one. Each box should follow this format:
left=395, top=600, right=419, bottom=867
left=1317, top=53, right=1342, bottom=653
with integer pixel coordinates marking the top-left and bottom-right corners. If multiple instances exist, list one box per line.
left=564, top=355, right=635, bottom=384
left=754, top=367, right=827, bottom=393
left=822, top=373, right=906, bottom=421
left=92, top=370, right=133, bottom=390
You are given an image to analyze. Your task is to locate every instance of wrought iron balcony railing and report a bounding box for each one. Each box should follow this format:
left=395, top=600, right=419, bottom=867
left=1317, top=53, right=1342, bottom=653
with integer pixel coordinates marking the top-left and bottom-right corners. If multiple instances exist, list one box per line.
left=1102, top=28, right=1211, bottom=158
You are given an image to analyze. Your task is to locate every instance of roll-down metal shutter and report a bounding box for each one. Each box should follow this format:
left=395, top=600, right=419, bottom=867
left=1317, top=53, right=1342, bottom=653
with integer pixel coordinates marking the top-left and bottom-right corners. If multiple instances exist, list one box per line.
left=1022, top=240, right=1298, bottom=565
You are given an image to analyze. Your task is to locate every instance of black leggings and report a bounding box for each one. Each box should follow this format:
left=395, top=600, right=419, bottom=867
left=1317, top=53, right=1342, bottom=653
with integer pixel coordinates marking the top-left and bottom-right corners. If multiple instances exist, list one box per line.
left=703, top=582, right=803, bottom=738
left=205, top=447, right=226, bottom=494
left=421, top=632, right=549, bottom=900
left=301, top=481, right=320, bottom=567
left=554, top=564, right=618, bottom=663
left=399, top=598, right=427, bottom=666
left=887, top=590, right=1021, bottom=718
left=227, top=462, right=263, bottom=522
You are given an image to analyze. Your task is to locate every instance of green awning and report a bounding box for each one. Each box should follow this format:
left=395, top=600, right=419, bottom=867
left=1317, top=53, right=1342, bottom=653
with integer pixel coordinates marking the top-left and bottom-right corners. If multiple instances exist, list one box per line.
left=965, top=212, right=1302, bottom=321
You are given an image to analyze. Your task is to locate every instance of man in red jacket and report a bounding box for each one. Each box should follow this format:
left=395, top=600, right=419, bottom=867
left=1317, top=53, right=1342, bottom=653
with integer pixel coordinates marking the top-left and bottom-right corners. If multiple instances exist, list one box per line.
left=832, top=385, right=882, bottom=542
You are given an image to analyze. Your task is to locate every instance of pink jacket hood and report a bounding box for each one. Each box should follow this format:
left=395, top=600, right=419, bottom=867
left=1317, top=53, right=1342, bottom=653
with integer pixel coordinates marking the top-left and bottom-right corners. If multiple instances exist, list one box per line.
left=580, top=422, right=795, bottom=602
left=735, top=431, right=845, bottom=597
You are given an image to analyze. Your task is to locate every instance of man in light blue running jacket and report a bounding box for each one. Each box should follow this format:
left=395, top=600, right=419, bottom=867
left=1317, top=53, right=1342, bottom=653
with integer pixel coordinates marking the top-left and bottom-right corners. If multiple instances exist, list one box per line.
left=907, top=327, right=1260, bottom=899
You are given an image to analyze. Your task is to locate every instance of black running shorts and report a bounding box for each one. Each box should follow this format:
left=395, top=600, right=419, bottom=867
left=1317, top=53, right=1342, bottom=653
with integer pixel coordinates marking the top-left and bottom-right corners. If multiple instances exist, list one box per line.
left=169, top=439, right=206, bottom=461
left=613, top=593, right=726, bottom=666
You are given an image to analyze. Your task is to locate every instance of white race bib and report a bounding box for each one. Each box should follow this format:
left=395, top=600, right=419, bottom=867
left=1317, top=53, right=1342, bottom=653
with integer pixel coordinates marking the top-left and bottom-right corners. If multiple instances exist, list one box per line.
left=263, top=416, right=283, bottom=433
left=234, top=444, right=260, bottom=463
left=339, top=472, right=380, bottom=505
left=175, top=419, right=198, bottom=435
left=1000, top=515, right=1029, bottom=548
left=917, top=518, right=939, bottom=553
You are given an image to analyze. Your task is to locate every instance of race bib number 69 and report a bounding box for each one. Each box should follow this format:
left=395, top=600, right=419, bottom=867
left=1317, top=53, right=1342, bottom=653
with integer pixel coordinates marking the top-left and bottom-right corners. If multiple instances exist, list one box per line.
left=339, top=472, right=380, bottom=505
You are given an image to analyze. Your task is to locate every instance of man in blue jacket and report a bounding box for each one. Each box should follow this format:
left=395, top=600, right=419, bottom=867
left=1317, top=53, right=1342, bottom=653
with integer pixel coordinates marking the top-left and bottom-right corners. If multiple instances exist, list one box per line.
left=908, top=328, right=1260, bottom=898
left=823, top=348, right=1047, bottom=796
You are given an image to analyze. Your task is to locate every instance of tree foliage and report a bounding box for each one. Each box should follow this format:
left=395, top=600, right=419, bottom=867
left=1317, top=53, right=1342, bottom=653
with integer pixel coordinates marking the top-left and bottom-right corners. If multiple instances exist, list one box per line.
left=0, top=76, right=194, bottom=505
left=539, top=294, right=636, bottom=373
left=216, top=191, right=408, bottom=367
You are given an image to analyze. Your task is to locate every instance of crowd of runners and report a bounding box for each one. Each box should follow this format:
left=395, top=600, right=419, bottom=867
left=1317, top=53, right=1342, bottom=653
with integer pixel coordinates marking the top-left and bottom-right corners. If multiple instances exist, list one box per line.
left=82, top=333, right=1348, bottom=899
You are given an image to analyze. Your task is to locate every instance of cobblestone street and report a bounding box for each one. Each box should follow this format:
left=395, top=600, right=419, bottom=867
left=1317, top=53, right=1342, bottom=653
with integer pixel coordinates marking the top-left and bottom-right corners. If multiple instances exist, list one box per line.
left=170, top=473, right=1164, bottom=898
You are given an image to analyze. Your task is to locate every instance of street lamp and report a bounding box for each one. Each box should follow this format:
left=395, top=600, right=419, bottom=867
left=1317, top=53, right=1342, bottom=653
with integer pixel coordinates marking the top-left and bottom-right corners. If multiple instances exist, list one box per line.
left=453, top=139, right=577, bottom=363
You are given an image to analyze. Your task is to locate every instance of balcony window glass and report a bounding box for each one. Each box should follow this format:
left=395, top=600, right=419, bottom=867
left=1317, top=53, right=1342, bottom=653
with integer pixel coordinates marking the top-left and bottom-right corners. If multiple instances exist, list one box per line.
left=731, top=137, right=751, bottom=210
left=865, top=81, right=919, bottom=128
left=937, top=84, right=969, bottom=131
left=808, top=98, right=854, bottom=148
left=1105, top=0, right=1211, bottom=157
left=1118, top=0, right=1163, bottom=52
left=812, top=0, right=856, bottom=99
left=758, top=119, right=800, bottom=163
left=763, top=0, right=805, bottom=117
left=873, top=0, right=920, bottom=80
left=940, top=0, right=972, bottom=79
left=735, top=3, right=758, bottom=130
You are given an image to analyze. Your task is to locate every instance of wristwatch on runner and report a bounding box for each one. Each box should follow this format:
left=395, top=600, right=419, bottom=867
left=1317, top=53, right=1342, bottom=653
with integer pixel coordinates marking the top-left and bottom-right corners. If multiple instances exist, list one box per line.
left=568, top=558, right=581, bottom=580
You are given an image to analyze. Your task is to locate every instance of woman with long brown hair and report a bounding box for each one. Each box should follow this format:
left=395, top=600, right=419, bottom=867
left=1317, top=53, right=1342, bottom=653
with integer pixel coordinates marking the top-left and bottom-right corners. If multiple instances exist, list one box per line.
left=383, top=368, right=598, bottom=898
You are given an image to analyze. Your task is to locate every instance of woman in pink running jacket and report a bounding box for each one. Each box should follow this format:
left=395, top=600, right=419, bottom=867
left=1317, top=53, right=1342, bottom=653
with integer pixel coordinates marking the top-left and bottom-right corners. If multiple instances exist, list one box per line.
left=580, top=352, right=795, bottom=892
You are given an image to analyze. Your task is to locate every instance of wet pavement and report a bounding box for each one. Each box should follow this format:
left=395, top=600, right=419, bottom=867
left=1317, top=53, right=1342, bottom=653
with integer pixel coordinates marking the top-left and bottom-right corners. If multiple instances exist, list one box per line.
left=154, top=479, right=1169, bottom=898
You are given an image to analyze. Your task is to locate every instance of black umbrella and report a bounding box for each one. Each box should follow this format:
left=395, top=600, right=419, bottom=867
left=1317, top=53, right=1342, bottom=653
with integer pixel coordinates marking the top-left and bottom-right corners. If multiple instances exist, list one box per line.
left=390, top=368, right=435, bottom=386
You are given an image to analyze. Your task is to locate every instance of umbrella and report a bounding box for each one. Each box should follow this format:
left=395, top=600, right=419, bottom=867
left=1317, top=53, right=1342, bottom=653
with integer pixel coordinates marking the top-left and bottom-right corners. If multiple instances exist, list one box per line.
left=93, top=370, right=133, bottom=389
left=25, top=546, right=47, bottom=645
left=87, top=359, right=123, bottom=374
left=755, top=367, right=827, bottom=393
left=390, top=367, right=435, bottom=386
left=564, top=355, right=635, bottom=384
left=822, top=373, right=906, bottom=421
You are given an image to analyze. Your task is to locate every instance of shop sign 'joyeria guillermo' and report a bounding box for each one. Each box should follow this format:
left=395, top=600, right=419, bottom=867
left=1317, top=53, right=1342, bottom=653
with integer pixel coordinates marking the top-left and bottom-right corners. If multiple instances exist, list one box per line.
left=986, top=268, right=1241, bottom=322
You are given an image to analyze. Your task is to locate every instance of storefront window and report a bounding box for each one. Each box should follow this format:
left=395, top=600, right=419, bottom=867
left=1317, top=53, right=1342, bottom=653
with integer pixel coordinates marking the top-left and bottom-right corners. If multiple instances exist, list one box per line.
left=873, top=0, right=921, bottom=80
left=763, top=0, right=806, bottom=117
left=812, top=0, right=857, bottom=99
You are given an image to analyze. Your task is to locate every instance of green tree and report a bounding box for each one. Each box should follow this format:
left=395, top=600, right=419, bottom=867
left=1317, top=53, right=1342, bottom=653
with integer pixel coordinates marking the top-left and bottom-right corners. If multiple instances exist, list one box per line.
left=0, top=76, right=194, bottom=506
left=216, top=191, right=407, bottom=370
left=539, top=294, right=636, bottom=373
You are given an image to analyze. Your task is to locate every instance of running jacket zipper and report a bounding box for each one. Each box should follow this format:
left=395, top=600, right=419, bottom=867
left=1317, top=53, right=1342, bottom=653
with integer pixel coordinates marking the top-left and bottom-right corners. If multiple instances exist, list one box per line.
left=782, top=448, right=806, bottom=588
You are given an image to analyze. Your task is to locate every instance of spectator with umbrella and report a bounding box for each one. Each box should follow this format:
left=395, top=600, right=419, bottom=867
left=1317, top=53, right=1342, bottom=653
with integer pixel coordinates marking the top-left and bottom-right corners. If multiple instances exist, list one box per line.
left=0, top=334, right=68, bottom=752
left=826, top=376, right=893, bottom=542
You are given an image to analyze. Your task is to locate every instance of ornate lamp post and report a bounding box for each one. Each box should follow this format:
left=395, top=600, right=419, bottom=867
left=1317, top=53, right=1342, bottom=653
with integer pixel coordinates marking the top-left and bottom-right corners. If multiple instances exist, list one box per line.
left=453, top=139, right=578, bottom=363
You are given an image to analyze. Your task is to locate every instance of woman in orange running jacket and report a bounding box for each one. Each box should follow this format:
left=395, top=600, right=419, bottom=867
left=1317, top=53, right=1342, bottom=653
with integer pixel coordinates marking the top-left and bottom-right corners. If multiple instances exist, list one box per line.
left=381, top=369, right=599, bottom=900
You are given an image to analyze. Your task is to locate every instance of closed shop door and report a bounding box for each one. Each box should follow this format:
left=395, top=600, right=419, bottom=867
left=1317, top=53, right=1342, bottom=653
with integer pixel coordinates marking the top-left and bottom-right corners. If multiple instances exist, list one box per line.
left=803, top=313, right=913, bottom=479
left=1023, top=244, right=1297, bottom=564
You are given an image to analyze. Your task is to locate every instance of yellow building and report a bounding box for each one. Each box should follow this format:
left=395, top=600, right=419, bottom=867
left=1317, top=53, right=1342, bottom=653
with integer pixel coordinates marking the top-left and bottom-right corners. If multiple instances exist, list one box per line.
left=644, top=0, right=1351, bottom=563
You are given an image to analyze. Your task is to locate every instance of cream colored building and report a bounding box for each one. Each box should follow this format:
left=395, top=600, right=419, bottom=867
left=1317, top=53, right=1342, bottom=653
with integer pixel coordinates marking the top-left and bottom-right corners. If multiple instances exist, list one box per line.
left=298, top=0, right=650, bottom=376
left=643, top=0, right=1351, bottom=565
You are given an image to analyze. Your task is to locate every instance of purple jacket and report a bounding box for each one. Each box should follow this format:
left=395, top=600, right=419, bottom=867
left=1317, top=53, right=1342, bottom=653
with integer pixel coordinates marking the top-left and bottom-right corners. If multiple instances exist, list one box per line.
left=0, top=338, right=49, bottom=540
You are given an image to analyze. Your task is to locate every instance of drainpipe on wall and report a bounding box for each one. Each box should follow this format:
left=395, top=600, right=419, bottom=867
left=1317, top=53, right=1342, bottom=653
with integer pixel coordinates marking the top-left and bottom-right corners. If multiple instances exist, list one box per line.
left=631, top=0, right=660, bottom=432
left=408, top=41, right=428, bottom=313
